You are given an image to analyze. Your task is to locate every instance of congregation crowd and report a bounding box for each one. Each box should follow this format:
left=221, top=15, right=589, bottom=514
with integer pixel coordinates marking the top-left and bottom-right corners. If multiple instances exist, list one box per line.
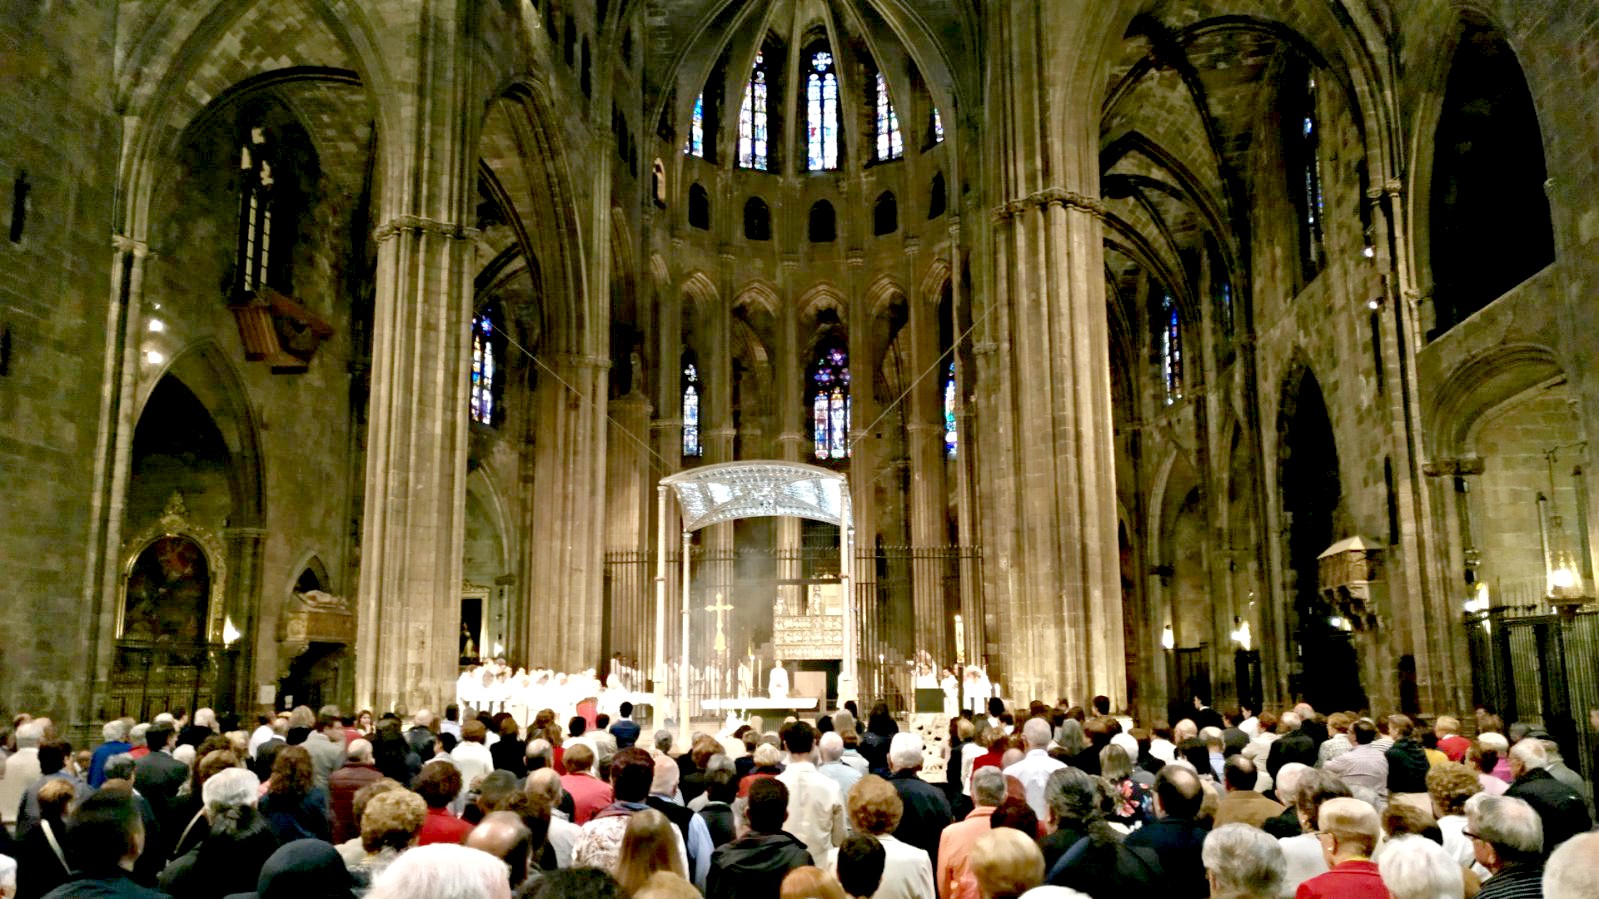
left=0, top=694, right=1593, bottom=899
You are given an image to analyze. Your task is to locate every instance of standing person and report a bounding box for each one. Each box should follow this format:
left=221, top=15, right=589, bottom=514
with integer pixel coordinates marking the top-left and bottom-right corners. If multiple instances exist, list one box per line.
left=328, top=739, right=384, bottom=845
left=1000, top=719, right=1065, bottom=822
left=646, top=755, right=714, bottom=890
left=560, top=744, right=615, bottom=825
left=609, top=703, right=641, bottom=750
left=1503, top=739, right=1591, bottom=853
left=1467, top=796, right=1546, bottom=899
left=615, top=810, right=689, bottom=895
left=708, top=778, right=813, bottom=899
left=259, top=744, right=331, bottom=843
left=574, top=748, right=689, bottom=876
left=14, top=740, right=89, bottom=843
left=87, top=720, right=134, bottom=789
left=1434, top=717, right=1472, bottom=763
left=775, top=721, right=847, bottom=870
left=131, top=724, right=187, bottom=837
left=1324, top=720, right=1389, bottom=802
left=303, top=706, right=347, bottom=791
left=157, top=768, right=280, bottom=899
left=1292, top=798, right=1386, bottom=899
left=1201, top=824, right=1286, bottom=899
left=1385, top=716, right=1432, bottom=811
left=414, top=760, right=472, bottom=846
left=937, top=767, right=1005, bottom=899
left=14, top=780, right=76, bottom=899
left=1124, top=765, right=1208, bottom=898
left=968, top=828, right=1044, bottom=899
left=1214, top=757, right=1284, bottom=829
left=451, top=720, right=496, bottom=797
left=41, top=790, right=168, bottom=899
left=885, top=734, right=952, bottom=869
left=817, top=733, right=864, bottom=803
left=835, top=776, right=933, bottom=899
left=490, top=719, right=526, bottom=777
left=697, top=760, right=740, bottom=850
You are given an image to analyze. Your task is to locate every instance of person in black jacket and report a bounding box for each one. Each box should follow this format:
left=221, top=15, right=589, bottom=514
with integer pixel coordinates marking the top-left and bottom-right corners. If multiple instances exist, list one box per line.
left=697, top=761, right=738, bottom=849
left=1265, top=713, right=1316, bottom=782
left=1504, top=739, right=1592, bottom=853
left=1384, top=715, right=1432, bottom=797
left=884, top=733, right=952, bottom=868
left=131, top=726, right=187, bottom=838
left=42, top=789, right=167, bottom=899
left=1043, top=767, right=1162, bottom=892
left=15, top=780, right=75, bottom=899
left=1124, top=765, right=1207, bottom=898
left=707, top=777, right=811, bottom=899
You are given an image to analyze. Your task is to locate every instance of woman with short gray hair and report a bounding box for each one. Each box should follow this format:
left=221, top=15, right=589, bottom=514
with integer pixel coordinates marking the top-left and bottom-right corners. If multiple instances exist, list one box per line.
left=1201, top=823, right=1285, bottom=898
left=1376, top=835, right=1463, bottom=899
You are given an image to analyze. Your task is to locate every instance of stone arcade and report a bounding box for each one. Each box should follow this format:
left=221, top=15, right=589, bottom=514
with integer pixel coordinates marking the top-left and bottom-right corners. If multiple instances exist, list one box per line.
left=1, top=1, right=1597, bottom=756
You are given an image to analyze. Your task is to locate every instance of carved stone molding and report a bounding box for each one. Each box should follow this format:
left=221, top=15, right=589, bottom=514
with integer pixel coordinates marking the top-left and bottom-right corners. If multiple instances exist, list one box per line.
left=991, top=186, right=1107, bottom=223
left=372, top=215, right=481, bottom=243
left=112, top=234, right=149, bottom=257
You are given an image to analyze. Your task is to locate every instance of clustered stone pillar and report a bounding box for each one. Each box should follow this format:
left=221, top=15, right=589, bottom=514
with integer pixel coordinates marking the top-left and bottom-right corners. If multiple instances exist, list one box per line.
left=354, top=1, right=480, bottom=715
left=976, top=0, right=1128, bottom=706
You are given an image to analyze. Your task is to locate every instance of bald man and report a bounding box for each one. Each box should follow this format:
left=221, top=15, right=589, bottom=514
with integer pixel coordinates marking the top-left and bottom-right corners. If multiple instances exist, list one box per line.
left=527, top=768, right=582, bottom=869
left=467, top=811, right=534, bottom=892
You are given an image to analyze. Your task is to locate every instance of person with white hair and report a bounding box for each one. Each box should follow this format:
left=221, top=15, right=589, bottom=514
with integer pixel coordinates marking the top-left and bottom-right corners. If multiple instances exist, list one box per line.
left=1377, top=835, right=1464, bottom=899
left=329, top=738, right=384, bottom=844
left=818, top=731, right=864, bottom=800
left=1542, top=831, right=1599, bottom=899
left=365, top=842, right=512, bottom=899
left=1002, top=718, right=1066, bottom=821
left=886, top=731, right=953, bottom=868
left=1260, top=762, right=1310, bottom=838
left=1503, top=738, right=1592, bottom=853
left=1294, top=797, right=1385, bottom=898
left=647, top=752, right=715, bottom=889
left=158, top=767, right=279, bottom=897
left=0, top=720, right=45, bottom=831
left=87, top=718, right=135, bottom=788
left=1466, top=795, right=1545, bottom=898
left=1202, top=823, right=1286, bottom=898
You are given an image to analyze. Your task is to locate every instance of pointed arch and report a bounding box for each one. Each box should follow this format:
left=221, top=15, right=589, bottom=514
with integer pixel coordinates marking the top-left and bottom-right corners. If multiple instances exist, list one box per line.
left=144, top=340, right=266, bottom=528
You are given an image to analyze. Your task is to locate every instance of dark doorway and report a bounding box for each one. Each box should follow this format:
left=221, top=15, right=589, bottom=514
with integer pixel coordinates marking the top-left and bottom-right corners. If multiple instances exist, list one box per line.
left=1279, top=371, right=1365, bottom=711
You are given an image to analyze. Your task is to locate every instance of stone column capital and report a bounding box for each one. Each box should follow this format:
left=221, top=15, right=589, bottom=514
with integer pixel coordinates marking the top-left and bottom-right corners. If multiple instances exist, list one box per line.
left=372, top=215, right=480, bottom=243
left=112, top=234, right=149, bottom=257
left=992, top=186, right=1106, bottom=223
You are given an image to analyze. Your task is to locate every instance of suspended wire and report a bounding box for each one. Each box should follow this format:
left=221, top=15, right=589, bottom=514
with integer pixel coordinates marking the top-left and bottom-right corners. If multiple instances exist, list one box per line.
left=847, top=301, right=992, bottom=455
left=498, top=330, right=678, bottom=479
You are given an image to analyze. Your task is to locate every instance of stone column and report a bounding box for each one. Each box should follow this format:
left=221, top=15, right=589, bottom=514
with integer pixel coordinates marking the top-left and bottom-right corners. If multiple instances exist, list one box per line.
left=906, top=240, right=952, bottom=664
left=977, top=0, right=1127, bottom=706
left=777, top=255, right=805, bottom=617
left=606, top=391, right=652, bottom=665
left=527, top=353, right=610, bottom=673
left=354, top=1, right=481, bottom=714
left=845, top=250, right=880, bottom=645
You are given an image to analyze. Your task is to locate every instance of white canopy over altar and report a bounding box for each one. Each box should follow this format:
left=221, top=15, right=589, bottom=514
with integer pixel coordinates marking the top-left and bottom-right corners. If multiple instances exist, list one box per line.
left=657, top=461, right=856, bottom=729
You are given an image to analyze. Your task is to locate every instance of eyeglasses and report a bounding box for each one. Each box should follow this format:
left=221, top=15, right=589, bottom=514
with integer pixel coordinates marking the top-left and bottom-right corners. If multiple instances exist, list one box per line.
left=1462, top=829, right=1484, bottom=841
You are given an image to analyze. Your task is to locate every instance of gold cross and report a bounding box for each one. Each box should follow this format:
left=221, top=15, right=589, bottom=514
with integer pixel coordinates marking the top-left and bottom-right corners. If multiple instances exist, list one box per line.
left=704, top=592, right=735, bottom=653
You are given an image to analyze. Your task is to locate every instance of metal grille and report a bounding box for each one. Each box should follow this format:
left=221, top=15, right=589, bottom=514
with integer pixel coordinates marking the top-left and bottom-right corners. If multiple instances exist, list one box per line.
left=1465, top=604, right=1599, bottom=785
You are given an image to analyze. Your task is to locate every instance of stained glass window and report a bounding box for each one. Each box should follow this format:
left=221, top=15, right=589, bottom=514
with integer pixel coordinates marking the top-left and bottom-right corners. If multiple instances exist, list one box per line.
left=682, top=362, right=702, bottom=457
left=236, top=126, right=274, bottom=296
left=811, top=346, right=851, bottom=460
left=807, top=51, right=839, bottom=171
left=1295, top=72, right=1326, bottom=277
left=470, top=311, right=497, bottom=425
left=1161, top=293, right=1183, bottom=406
left=738, top=53, right=769, bottom=170
left=944, top=361, right=958, bottom=458
left=685, top=92, right=705, bottom=158
left=875, top=72, right=902, bottom=161
left=932, top=107, right=944, bottom=143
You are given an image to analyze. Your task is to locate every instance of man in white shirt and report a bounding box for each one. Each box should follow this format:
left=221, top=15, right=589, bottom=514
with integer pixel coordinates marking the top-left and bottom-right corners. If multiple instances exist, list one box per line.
left=1238, top=704, right=1261, bottom=739
left=1002, top=717, right=1066, bottom=820
left=775, top=721, right=847, bottom=865
left=0, top=721, right=44, bottom=832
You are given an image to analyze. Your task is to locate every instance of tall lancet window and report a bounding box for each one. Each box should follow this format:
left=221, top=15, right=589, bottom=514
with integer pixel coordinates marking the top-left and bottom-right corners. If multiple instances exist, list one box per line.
left=685, top=92, right=705, bottom=158
left=1160, top=292, right=1183, bottom=406
left=236, top=126, right=274, bottom=295
left=470, top=309, right=498, bottom=425
left=1292, top=68, right=1327, bottom=279
left=874, top=72, right=903, bottom=161
left=931, top=107, right=945, bottom=144
left=682, top=359, right=702, bottom=457
left=811, top=345, right=851, bottom=460
left=806, top=50, right=839, bottom=171
left=943, top=361, right=958, bottom=458
left=738, top=53, right=769, bottom=170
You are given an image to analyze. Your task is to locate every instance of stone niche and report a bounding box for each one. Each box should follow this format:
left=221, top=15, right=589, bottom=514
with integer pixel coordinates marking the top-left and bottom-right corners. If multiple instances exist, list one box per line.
left=279, top=589, right=355, bottom=650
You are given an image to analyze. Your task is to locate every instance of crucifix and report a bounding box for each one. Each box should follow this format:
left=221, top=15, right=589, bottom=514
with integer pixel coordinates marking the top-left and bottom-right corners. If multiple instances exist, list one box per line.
left=705, top=592, right=734, bottom=653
